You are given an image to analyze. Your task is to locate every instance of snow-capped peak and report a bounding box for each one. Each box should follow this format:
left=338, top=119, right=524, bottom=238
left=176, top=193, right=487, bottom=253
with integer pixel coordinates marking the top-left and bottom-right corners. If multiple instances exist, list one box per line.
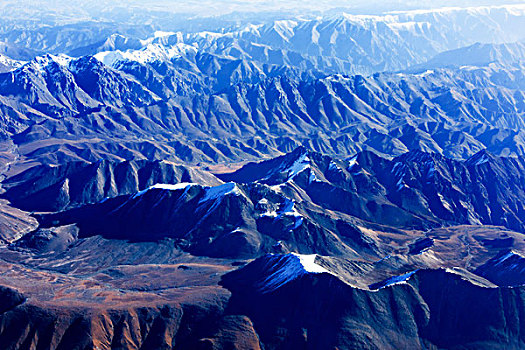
left=256, top=253, right=330, bottom=293
left=94, top=42, right=197, bottom=67
left=0, top=54, right=25, bottom=72
left=24, top=54, right=72, bottom=73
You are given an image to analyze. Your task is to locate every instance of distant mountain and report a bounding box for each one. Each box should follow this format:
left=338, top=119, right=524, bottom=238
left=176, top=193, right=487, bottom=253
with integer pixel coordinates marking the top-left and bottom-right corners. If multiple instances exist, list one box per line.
left=67, top=5, right=525, bottom=75
left=412, top=41, right=525, bottom=70
left=1, top=5, right=523, bottom=76
left=0, top=21, right=153, bottom=56
left=69, top=34, right=145, bottom=58
left=0, top=56, right=524, bottom=169
left=0, top=41, right=38, bottom=61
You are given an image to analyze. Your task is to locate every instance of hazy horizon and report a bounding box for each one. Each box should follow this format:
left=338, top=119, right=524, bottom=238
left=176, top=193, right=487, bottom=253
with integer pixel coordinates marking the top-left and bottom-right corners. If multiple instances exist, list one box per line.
left=1, top=0, right=524, bottom=18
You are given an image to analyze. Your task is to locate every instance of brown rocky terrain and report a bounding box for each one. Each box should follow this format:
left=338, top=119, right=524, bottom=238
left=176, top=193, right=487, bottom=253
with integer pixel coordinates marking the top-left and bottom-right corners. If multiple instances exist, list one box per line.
left=0, top=149, right=523, bottom=348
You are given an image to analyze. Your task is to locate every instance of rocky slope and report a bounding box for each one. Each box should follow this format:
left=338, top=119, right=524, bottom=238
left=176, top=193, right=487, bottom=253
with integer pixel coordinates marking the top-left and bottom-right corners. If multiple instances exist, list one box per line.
left=0, top=54, right=524, bottom=169
left=0, top=148, right=523, bottom=348
left=4, top=148, right=524, bottom=263
left=1, top=159, right=221, bottom=212
left=222, top=258, right=525, bottom=349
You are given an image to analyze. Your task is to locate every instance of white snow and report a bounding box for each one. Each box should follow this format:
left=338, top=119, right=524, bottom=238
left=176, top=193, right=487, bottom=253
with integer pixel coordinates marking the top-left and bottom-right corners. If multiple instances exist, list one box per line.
left=347, top=155, right=358, bottom=170
left=132, top=182, right=197, bottom=198
left=309, top=170, right=321, bottom=183
left=273, top=240, right=283, bottom=247
left=258, top=198, right=269, bottom=205
left=294, top=253, right=329, bottom=273
left=438, top=193, right=453, bottom=212
left=285, top=152, right=311, bottom=180
left=376, top=270, right=417, bottom=289
left=26, top=54, right=72, bottom=73
left=257, top=253, right=329, bottom=292
left=415, top=69, right=435, bottom=78
left=199, top=182, right=241, bottom=203
left=386, top=21, right=427, bottom=32
left=0, top=54, right=24, bottom=71
left=261, top=198, right=304, bottom=229
left=262, top=198, right=302, bottom=218
left=328, top=161, right=341, bottom=172
left=50, top=54, right=72, bottom=67
left=94, top=43, right=197, bottom=67
left=151, top=183, right=197, bottom=191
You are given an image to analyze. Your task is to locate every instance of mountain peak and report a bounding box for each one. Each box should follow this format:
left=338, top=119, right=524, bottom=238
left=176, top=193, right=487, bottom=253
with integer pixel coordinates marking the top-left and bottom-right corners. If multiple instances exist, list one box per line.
left=222, top=253, right=331, bottom=294
left=22, top=54, right=72, bottom=74
left=466, top=149, right=496, bottom=166
left=94, top=42, right=197, bottom=68
left=218, top=147, right=316, bottom=185
left=476, top=250, right=525, bottom=286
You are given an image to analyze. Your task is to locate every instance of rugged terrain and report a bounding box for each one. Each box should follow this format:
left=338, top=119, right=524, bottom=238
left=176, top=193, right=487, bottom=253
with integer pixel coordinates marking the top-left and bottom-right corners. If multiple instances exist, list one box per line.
left=0, top=149, right=524, bottom=348
left=0, top=2, right=524, bottom=349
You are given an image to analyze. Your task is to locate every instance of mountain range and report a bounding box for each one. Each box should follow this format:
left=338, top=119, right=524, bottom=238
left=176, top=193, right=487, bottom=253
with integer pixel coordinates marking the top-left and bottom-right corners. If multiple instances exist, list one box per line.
left=0, top=53, right=524, bottom=172
left=1, top=148, right=525, bottom=348
left=0, top=3, right=524, bottom=349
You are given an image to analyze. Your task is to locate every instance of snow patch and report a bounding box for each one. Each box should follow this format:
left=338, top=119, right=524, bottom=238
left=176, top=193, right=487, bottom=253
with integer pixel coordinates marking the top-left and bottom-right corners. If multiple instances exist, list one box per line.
left=258, top=198, right=269, bottom=205
left=256, top=253, right=329, bottom=293
left=415, top=69, right=435, bottom=78
left=309, top=170, right=317, bottom=183
left=0, top=54, right=24, bottom=71
left=261, top=198, right=304, bottom=229
left=133, top=182, right=197, bottom=198
left=26, top=54, right=72, bottom=73
left=438, top=193, right=453, bottom=212
left=286, top=152, right=311, bottom=180
left=347, top=155, right=358, bottom=169
left=294, top=253, right=329, bottom=273
left=373, top=270, right=417, bottom=289
left=199, top=182, right=241, bottom=203
left=328, top=161, right=342, bottom=172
